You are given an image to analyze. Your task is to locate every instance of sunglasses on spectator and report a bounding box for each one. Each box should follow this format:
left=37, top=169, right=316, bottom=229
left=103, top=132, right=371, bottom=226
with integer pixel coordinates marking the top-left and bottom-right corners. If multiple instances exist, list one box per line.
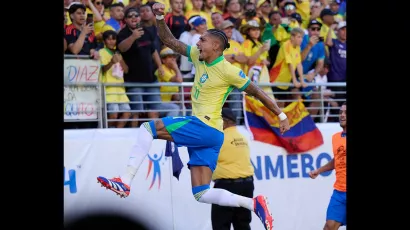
left=95, top=1, right=103, bottom=5
left=310, top=27, right=321, bottom=31
left=285, top=5, right=295, bottom=11
left=127, top=13, right=139, bottom=18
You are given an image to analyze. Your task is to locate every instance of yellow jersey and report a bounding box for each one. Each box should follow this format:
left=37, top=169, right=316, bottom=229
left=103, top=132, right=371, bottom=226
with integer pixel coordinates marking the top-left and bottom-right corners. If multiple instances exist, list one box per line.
left=295, top=0, right=310, bottom=29
left=269, top=40, right=301, bottom=90
left=242, top=39, right=268, bottom=74
left=187, top=45, right=251, bottom=131
left=212, top=126, right=254, bottom=180
left=223, top=39, right=245, bottom=70
left=155, top=64, right=179, bottom=102
left=99, top=48, right=130, bottom=103
left=186, top=10, right=214, bottom=29
left=273, top=25, right=291, bottom=45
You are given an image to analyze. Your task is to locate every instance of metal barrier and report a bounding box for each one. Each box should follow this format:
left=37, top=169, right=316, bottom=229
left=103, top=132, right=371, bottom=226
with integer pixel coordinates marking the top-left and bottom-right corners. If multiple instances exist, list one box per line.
left=64, top=56, right=346, bottom=129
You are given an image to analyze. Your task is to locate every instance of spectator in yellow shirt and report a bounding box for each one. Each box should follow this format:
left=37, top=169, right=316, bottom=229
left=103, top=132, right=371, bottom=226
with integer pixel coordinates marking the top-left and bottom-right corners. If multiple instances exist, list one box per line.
left=240, top=20, right=269, bottom=78
left=221, top=20, right=248, bottom=118
left=154, top=47, right=182, bottom=117
left=240, top=20, right=274, bottom=100
left=211, top=108, right=255, bottom=230
left=99, top=30, right=131, bottom=128
left=186, top=0, right=214, bottom=29
left=269, top=27, right=306, bottom=108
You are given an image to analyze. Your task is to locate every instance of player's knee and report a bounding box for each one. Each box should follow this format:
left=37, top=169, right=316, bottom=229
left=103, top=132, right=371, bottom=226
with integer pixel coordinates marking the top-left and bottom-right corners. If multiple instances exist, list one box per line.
left=140, top=121, right=157, bottom=139
left=192, top=184, right=210, bottom=203
left=323, top=221, right=338, bottom=230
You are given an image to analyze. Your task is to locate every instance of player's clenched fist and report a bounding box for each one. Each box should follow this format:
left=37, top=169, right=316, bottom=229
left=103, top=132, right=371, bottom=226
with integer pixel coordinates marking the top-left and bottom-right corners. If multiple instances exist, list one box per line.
left=309, top=169, right=320, bottom=179
left=152, top=3, right=165, bottom=15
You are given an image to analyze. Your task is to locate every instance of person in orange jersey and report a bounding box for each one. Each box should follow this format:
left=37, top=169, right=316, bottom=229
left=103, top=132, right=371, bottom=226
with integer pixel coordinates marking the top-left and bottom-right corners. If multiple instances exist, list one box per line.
left=309, top=101, right=346, bottom=230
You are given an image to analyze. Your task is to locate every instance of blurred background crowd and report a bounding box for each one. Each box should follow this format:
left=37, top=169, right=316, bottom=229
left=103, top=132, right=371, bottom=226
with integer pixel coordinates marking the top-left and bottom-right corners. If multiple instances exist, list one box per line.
left=64, top=0, right=346, bottom=129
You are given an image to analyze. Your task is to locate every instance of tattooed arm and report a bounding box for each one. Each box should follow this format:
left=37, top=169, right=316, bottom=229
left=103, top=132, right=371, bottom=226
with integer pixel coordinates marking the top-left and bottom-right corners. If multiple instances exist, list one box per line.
left=155, top=19, right=188, bottom=56
left=244, top=82, right=282, bottom=116
left=244, top=82, right=290, bottom=134
left=153, top=3, right=187, bottom=56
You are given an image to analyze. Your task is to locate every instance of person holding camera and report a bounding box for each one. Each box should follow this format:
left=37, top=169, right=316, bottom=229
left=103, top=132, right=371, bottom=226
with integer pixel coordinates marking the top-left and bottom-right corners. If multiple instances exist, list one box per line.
left=297, top=19, right=326, bottom=117
left=116, top=7, right=163, bottom=127
left=236, top=1, right=266, bottom=30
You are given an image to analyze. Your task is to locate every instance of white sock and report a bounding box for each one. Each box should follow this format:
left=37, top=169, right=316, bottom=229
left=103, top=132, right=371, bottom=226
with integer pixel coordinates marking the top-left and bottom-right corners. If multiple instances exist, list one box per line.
left=120, top=123, right=154, bottom=185
left=198, top=188, right=254, bottom=211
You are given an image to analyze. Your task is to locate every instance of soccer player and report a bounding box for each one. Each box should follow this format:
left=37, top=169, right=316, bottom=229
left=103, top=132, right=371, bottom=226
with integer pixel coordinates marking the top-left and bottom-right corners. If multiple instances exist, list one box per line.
left=309, top=102, right=346, bottom=230
left=97, top=3, right=290, bottom=230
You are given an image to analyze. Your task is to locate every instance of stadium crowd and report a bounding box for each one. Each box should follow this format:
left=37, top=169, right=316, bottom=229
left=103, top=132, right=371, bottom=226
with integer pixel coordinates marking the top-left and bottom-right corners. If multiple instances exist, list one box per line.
left=64, top=0, right=346, bottom=129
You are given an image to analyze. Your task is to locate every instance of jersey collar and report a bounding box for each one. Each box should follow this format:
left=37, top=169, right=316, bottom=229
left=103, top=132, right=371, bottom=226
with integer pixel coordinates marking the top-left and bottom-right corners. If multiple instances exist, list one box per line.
left=204, top=55, right=224, bottom=67
left=341, top=132, right=346, bottom=137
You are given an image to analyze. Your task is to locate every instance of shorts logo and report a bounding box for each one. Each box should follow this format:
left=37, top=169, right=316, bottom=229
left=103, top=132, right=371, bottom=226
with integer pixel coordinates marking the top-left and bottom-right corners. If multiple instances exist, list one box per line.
left=239, top=70, right=246, bottom=79
left=200, top=73, right=208, bottom=83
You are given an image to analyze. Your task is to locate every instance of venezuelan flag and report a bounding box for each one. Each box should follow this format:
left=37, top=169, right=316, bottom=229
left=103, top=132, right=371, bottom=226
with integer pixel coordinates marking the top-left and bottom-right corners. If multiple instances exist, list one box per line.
left=243, top=95, right=324, bottom=154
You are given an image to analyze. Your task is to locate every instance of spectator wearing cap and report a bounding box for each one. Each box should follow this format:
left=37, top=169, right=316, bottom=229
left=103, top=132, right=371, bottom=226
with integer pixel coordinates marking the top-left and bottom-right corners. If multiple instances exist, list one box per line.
left=212, top=12, right=244, bottom=44
left=178, top=15, right=200, bottom=82
left=221, top=20, right=248, bottom=119
left=319, top=8, right=336, bottom=43
left=298, top=19, right=326, bottom=117
left=325, top=21, right=346, bottom=103
left=190, top=16, right=208, bottom=75
left=116, top=7, right=163, bottom=127
left=240, top=20, right=274, bottom=100
left=240, top=20, right=269, bottom=75
left=154, top=47, right=182, bottom=117
left=211, top=107, right=255, bottom=230
left=269, top=27, right=306, bottom=108
left=65, top=2, right=100, bottom=59
left=99, top=30, right=131, bottom=128
left=329, top=0, right=344, bottom=22
left=289, top=12, right=303, bottom=30
left=164, top=0, right=188, bottom=40
left=186, top=0, right=214, bottom=29
left=257, top=0, right=273, bottom=23
left=97, top=3, right=125, bottom=41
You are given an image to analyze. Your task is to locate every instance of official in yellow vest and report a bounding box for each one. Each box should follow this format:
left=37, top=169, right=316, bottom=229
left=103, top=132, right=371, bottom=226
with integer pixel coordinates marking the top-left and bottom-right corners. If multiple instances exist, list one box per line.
left=211, top=108, right=255, bottom=230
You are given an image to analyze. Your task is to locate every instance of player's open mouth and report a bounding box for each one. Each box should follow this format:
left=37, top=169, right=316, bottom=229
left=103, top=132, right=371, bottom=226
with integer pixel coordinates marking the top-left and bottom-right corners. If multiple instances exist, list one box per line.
left=199, top=49, right=202, bottom=54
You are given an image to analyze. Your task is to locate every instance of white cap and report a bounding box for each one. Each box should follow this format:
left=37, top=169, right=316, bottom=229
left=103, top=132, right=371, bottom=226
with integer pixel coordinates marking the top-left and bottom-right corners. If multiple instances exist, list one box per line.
left=337, top=21, right=346, bottom=30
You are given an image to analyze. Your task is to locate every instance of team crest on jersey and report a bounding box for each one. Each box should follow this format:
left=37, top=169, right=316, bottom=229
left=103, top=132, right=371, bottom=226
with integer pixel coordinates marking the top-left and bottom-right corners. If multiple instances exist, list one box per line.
left=239, top=70, right=246, bottom=79
left=200, top=73, right=209, bottom=83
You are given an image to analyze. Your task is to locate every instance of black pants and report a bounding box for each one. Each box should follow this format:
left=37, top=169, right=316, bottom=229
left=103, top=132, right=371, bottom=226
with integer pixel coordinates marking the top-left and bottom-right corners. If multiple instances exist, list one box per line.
left=211, top=177, right=254, bottom=230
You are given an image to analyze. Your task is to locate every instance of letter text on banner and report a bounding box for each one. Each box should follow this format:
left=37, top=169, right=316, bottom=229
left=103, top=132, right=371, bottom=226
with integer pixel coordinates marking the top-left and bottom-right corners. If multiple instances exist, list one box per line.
left=64, top=59, right=100, bottom=120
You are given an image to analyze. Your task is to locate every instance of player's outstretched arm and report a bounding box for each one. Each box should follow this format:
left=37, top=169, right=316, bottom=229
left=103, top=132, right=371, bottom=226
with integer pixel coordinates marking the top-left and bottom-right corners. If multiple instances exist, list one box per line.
left=309, top=159, right=335, bottom=179
left=152, top=3, right=188, bottom=56
left=244, top=82, right=290, bottom=134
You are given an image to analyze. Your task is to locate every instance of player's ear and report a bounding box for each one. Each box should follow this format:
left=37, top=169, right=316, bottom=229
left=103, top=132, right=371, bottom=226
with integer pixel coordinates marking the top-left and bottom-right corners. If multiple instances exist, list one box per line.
left=211, top=40, right=219, bottom=51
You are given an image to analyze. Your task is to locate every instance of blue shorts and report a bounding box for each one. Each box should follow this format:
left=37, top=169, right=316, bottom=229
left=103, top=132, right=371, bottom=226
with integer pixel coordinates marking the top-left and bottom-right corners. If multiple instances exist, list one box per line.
left=161, top=116, right=224, bottom=172
left=326, top=189, right=346, bottom=226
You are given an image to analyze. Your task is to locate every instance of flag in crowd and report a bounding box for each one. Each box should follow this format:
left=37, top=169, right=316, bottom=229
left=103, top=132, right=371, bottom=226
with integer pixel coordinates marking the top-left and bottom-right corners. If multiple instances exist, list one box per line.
left=243, top=95, right=323, bottom=154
